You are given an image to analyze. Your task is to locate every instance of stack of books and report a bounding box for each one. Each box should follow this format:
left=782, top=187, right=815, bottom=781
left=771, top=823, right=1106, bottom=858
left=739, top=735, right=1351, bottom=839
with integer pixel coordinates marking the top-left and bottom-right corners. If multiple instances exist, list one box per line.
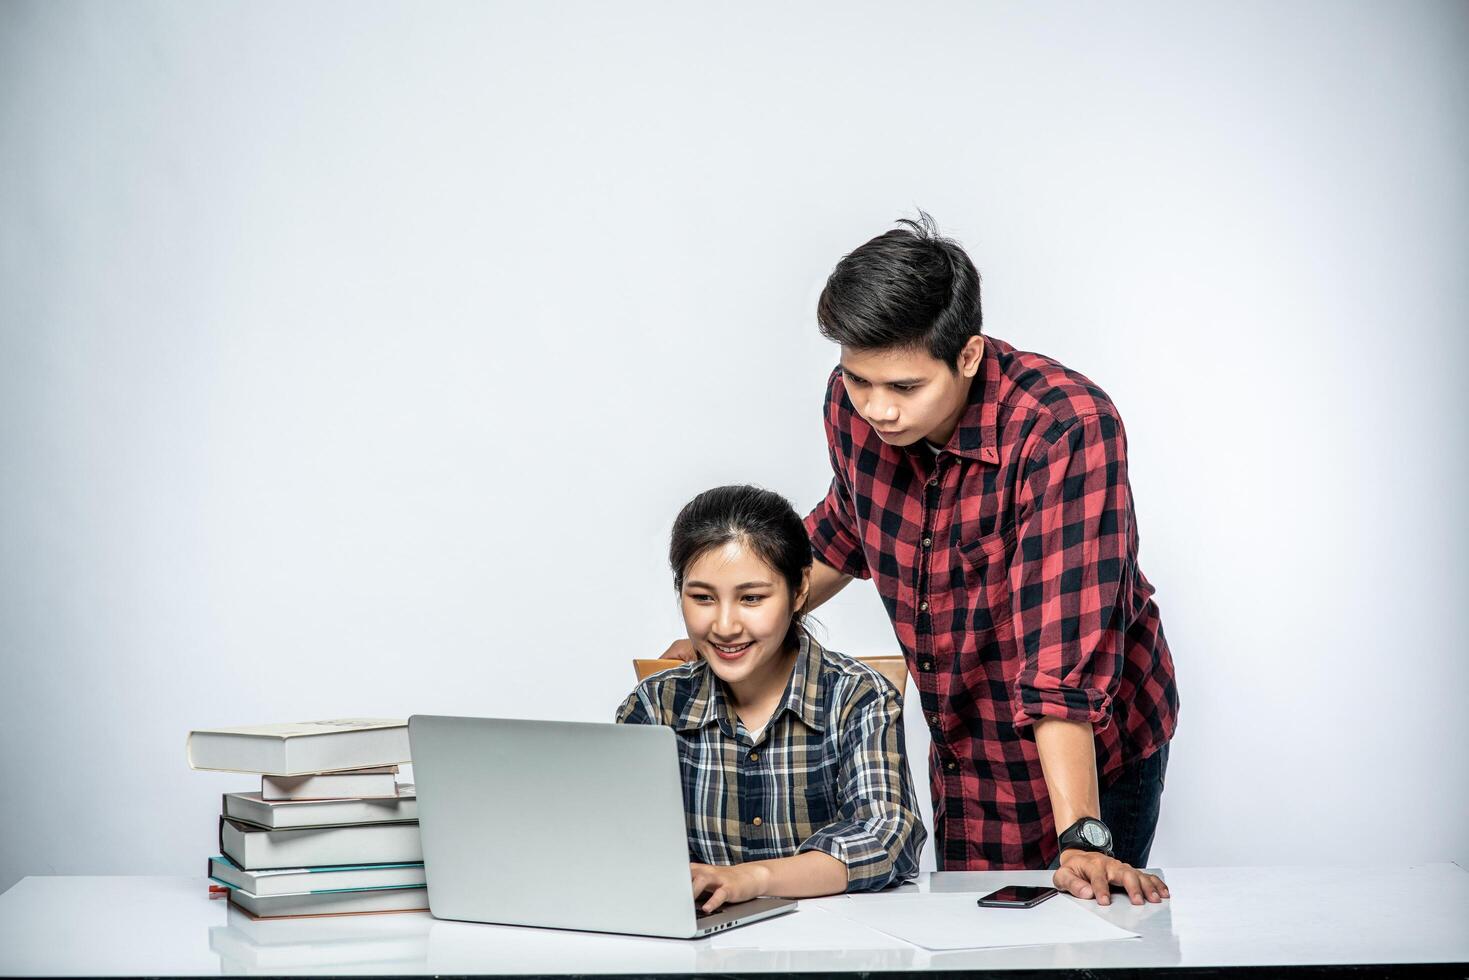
left=187, top=719, right=428, bottom=919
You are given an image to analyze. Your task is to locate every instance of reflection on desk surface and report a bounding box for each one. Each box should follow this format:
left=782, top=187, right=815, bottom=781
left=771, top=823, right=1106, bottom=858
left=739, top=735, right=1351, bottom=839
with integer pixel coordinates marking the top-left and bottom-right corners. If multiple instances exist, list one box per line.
left=211, top=904, right=432, bottom=973
left=1, top=867, right=1461, bottom=976
left=189, top=865, right=1469, bottom=975
left=204, top=891, right=1168, bottom=975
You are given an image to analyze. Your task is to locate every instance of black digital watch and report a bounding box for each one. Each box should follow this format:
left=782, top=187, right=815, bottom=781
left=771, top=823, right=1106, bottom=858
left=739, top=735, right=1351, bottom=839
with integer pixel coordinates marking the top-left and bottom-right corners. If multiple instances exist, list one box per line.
left=1057, top=817, right=1114, bottom=857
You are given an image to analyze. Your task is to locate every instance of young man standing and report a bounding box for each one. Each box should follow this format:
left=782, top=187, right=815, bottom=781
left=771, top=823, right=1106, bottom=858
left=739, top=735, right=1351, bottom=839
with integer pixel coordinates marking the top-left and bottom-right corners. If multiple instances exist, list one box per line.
left=669, top=215, right=1179, bottom=906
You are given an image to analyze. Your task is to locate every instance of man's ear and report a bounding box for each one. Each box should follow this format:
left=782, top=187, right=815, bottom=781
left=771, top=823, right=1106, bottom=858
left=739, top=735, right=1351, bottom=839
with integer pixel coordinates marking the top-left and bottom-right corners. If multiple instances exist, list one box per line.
left=958, top=335, right=985, bottom=378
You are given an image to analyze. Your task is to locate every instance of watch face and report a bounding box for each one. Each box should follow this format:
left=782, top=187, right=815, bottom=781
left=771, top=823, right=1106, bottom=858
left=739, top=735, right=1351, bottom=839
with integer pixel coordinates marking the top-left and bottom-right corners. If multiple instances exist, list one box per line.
left=1081, top=822, right=1110, bottom=847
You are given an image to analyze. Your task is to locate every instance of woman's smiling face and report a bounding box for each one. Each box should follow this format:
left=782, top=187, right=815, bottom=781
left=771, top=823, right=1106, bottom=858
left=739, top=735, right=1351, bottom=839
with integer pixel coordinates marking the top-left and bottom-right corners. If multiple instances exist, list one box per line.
left=679, top=538, right=808, bottom=694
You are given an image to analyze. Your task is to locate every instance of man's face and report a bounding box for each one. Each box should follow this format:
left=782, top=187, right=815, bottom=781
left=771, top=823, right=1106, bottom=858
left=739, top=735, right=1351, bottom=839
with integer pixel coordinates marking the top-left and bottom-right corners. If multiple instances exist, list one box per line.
left=839, top=337, right=984, bottom=448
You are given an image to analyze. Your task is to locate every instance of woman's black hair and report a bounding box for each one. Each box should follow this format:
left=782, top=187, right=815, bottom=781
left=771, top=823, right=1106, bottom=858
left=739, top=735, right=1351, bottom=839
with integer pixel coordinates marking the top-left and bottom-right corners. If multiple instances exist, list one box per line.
left=816, top=210, right=982, bottom=367
left=670, top=485, right=813, bottom=649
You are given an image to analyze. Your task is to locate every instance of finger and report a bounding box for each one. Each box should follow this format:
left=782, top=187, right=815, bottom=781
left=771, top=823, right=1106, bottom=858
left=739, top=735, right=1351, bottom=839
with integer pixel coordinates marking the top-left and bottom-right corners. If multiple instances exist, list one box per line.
left=1141, top=872, right=1168, bottom=901
left=1088, top=863, right=1112, bottom=906
left=1113, top=866, right=1146, bottom=906
left=702, top=885, right=729, bottom=914
left=1053, top=865, right=1093, bottom=900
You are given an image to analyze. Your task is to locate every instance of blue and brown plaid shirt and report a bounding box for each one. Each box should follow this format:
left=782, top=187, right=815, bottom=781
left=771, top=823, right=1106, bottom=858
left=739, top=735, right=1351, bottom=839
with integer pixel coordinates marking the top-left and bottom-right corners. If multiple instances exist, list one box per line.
left=615, top=633, right=926, bottom=892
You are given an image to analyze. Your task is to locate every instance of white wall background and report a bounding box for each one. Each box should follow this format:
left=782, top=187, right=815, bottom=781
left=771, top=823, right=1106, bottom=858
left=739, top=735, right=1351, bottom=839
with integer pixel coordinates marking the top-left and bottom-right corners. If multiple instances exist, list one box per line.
left=2, top=1, right=1466, bottom=894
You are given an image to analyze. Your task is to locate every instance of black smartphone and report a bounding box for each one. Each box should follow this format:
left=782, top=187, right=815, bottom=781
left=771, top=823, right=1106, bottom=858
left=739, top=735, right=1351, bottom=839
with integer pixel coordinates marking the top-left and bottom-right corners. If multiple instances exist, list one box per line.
left=976, top=885, right=1058, bottom=908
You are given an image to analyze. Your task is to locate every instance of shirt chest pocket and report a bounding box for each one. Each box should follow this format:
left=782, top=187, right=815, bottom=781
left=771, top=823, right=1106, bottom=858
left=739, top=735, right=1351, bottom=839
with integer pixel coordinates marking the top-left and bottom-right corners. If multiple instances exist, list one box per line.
left=791, top=756, right=841, bottom=833
left=956, top=524, right=1018, bottom=630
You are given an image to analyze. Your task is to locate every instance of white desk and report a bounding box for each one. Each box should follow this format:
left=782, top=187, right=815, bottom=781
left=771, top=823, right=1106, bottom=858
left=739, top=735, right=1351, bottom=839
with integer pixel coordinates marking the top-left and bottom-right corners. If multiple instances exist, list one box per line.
left=1, top=865, right=1466, bottom=976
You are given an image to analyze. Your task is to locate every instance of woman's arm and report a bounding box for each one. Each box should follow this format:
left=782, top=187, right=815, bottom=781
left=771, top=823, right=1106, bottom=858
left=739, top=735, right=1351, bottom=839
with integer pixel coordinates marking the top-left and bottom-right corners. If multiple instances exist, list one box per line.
left=689, top=852, right=846, bottom=913
left=690, top=677, right=924, bottom=912
left=797, top=682, right=926, bottom=890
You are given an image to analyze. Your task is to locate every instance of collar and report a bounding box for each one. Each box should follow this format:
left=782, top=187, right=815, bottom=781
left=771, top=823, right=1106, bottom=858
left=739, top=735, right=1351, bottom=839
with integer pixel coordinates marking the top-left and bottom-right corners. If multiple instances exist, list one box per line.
left=672, top=632, right=827, bottom=736
left=925, top=335, right=1008, bottom=465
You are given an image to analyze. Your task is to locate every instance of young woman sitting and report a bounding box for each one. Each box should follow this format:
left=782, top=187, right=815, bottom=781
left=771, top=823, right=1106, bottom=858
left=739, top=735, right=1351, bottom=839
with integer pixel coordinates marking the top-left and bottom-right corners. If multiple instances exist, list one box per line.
left=617, top=484, right=926, bottom=913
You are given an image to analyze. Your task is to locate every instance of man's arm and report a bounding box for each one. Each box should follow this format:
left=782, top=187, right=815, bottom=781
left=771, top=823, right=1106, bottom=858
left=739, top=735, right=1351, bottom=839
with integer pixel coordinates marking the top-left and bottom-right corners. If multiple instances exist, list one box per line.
left=1032, top=717, right=1101, bottom=837
left=1035, top=716, right=1169, bottom=906
left=1009, top=413, right=1168, bottom=906
left=805, top=558, right=853, bottom=612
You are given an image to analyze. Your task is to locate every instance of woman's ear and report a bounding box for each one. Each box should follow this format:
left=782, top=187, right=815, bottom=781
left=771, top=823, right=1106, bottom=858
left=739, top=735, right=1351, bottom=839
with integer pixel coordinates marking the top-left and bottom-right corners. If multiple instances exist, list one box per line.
left=793, top=567, right=812, bottom=614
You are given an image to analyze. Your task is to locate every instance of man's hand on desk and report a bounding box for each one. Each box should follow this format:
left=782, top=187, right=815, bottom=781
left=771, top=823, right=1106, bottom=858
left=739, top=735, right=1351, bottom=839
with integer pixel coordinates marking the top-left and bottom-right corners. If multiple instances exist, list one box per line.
left=1054, top=849, right=1170, bottom=907
left=690, top=861, right=769, bottom=913
left=661, top=638, right=698, bottom=662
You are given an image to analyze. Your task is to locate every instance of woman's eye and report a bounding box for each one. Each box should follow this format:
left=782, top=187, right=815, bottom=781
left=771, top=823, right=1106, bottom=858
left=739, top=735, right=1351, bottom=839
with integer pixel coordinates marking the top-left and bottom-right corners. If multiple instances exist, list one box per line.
left=688, top=594, right=714, bottom=603
left=741, top=595, right=766, bottom=604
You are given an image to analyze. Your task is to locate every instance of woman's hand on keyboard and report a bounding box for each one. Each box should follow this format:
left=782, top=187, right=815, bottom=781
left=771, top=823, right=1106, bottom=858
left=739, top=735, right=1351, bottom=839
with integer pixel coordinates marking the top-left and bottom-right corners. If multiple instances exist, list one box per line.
left=690, top=861, right=770, bottom=914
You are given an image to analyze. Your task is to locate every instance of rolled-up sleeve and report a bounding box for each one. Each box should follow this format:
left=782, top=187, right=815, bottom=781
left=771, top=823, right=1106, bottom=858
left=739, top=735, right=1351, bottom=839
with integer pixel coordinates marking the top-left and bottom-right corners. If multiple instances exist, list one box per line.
left=797, top=686, right=926, bottom=891
left=804, top=370, right=872, bottom=580
left=1010, top=413, right=1134, bottom=731
left=615, top=689, right=652, bottom=725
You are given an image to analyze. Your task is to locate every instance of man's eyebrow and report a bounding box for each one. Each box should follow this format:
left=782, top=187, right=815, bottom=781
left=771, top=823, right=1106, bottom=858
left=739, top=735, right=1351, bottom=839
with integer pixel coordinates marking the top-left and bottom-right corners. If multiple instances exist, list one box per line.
left=841, top=367, right=922, bottom=386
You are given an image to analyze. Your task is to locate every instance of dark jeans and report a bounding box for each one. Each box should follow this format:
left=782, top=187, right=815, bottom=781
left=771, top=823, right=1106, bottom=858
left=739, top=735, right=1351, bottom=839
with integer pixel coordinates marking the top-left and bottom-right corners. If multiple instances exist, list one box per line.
left=1050, top=743, right=1170, bottom=869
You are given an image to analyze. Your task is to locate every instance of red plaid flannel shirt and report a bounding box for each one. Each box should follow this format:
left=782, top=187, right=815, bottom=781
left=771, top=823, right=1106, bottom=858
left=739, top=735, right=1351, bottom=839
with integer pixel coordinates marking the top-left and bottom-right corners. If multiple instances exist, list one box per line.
left=804, top=336, right=1179, bottom=870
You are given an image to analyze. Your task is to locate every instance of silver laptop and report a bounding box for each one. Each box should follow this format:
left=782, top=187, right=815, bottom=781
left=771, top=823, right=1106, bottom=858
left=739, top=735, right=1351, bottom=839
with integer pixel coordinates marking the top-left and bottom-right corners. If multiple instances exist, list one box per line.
left=408, top=714, right=797, bottom=939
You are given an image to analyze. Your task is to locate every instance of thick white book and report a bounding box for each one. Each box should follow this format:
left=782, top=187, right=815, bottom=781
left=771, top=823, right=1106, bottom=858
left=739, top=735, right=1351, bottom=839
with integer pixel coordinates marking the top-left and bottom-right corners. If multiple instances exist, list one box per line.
left=187, top=719, right=410, bottom=776
left=227, top=885, right=429, bottom=919
left=219, top=817, right=422, bottom=870
left=261, top=767, right=400, bottom=800
left=208, top=855, right=427, bottom=896
left=223, top=786, right=417, bottom=829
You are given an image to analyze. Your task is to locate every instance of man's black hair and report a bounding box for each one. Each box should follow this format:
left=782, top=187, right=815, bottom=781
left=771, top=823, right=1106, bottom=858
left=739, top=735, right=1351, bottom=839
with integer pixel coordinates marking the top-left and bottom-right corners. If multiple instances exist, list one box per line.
left=816, top=211, right=982, bottom=366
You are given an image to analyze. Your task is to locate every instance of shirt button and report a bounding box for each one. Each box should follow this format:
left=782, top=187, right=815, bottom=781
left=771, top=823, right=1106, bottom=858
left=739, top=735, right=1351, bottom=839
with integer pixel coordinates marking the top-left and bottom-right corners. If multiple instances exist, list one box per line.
left=928, top=478, right=938, bottom=487
left=919, top=601, right=929, bottom=612
left=928, top=713, right=940, bottom=726
left=748, top=752, right=759, bottom=762
left=946, top=761, right=958, bottom=772
left=922, top=537, right=932, bottom=548
left=921, top=659, right=933, bottom=671
left=752, top=816, right=763, bottom=827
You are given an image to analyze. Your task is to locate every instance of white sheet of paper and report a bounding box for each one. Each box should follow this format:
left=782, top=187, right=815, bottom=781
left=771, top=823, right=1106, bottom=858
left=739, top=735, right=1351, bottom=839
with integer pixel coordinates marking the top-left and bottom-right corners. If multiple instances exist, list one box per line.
left=707, top=905, right=914, bottom=950
left=823, top=893, right=1141, bottom=951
